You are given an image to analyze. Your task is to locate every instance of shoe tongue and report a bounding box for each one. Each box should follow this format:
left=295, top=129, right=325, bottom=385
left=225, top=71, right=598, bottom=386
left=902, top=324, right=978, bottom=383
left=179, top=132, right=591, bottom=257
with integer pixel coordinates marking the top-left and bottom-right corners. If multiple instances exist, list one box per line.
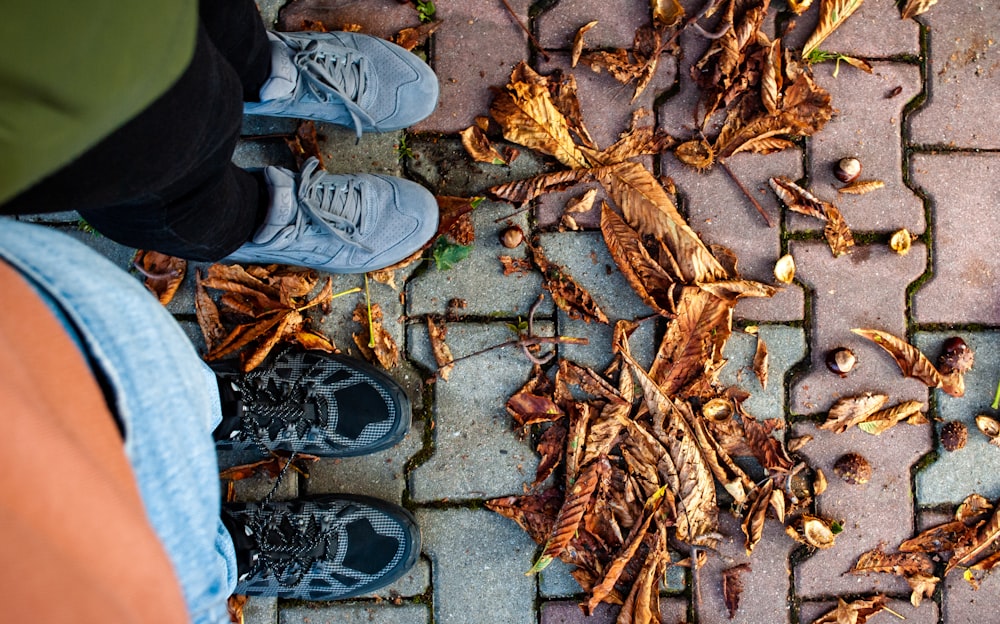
left=258, top=35, right=298, bottom=102
left=253, top=166, right=298, bottom=244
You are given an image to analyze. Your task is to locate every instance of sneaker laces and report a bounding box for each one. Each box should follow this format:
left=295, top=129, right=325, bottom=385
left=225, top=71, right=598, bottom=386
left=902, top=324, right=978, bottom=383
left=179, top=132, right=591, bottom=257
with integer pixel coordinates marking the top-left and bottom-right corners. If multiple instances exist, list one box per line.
left=239, top=507, right=334, bottom=587
left=292, top=159, right=373, bottom=253
left=293, top=41, right=375, bottom=139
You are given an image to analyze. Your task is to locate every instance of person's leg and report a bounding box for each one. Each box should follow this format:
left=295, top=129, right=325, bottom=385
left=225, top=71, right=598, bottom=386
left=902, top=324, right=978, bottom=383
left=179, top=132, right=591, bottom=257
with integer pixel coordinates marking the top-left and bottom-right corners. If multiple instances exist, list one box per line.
left=1, top=23, right=266, bottom=260
left=198, top=0, right=272, bottom=101
left=0, top=219, right=237, bottom=624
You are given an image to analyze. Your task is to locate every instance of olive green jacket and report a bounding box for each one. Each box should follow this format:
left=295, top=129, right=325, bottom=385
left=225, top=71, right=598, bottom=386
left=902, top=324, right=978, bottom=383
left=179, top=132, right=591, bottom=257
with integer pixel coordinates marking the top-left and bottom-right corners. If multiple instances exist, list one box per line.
left=0, top=1, right=197, bottom=204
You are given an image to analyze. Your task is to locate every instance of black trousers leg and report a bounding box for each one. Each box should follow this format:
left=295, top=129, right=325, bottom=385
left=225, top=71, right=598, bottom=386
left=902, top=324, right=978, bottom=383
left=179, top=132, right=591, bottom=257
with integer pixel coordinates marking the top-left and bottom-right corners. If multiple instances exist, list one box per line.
left=1, top=0, right=273, bottom=261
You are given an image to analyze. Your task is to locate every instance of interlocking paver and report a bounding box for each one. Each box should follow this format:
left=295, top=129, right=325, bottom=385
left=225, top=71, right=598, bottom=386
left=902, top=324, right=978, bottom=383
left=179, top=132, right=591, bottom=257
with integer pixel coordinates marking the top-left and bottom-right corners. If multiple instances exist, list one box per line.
left=417, top=508, right=537, bottom=624
left=412, top=0, right=530, bottom=134
left=719, top=326, right=807, bottom=423
left=279, top=602, right=430, bottom=624
left=663, top=149, right=805, bottom=322
left=911, top=153, right=1000, bottom=325
left=780, top=0, right=921, bottom=58
left=406, top=200, right=548, bottom=318
left=909, top=3, right=1000, bottom=148
left=793, top=62, right=924, bottom=235
left=540, top=597, right=688, bottom=624
left=303, top=429, right=422, bottom=501
left=407, top=136, right=549, bottom=197
left=915, top=331, right=1000, bottom=506
left=791, top=421, right=931, bottom=598
left=536, top=0, right=651, bottom=50
left=789, top=240, right=928, bottom=415
left=407, top=321, right=544, bottom=502
left=798, top=598, right=938, bottom=624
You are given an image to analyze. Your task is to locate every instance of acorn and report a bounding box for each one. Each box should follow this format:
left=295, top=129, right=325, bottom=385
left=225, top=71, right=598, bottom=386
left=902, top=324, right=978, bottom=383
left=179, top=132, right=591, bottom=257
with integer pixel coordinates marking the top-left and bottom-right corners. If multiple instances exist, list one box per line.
left=833, top=452, right=872, bottom=485
left=825, top=347, right=856, bottom=377
left=500, top=225, right=524, bottom=248
left=835, top=157, right=862, bottom=183
left=938, top=336, right=974, bottom=375
left=940, top=421, right=968, bottom=452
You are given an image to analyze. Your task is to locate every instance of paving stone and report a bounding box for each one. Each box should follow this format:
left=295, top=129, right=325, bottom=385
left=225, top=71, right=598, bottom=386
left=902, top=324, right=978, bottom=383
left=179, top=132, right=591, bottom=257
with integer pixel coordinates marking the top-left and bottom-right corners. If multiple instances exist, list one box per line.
left=663, top=149, right=805, bottom=322
left=417, top=508, right=537, bottom=624
left=407, top=136, right=549, bottom=197
left=792, top=421, right=931, bottom=598
left=911, top=153, right=1000, bottom=325
left=942, top=564, right=1000, bottom=624
left=303, top=427, right=423, bottom=502
left=793, top=62, right=924, bottom=235
left=15, top=210, right=79, bottom=225
left=789, top=240, right=928, bottom=415
left=780, top=0, right=920, bottom=58
left=276, top=0, right=420, bottom=39
left=536, top=0, right=652, bottom=50
left=909, top=3, right=1000, bottom=148
left=540, top=597, right=688, bottom=624
left=657, top=27, right=721, bottom=140
left=408, top=321, right=546, bottom=501
left=798, top=598, right=937, bottom=624
left=696, top=513, right=796, bottom=624
left=412, top=0, right=530, bottom=133
left=557, top=314, right=658, bottom=375
left=915, top=331, right=1000, bottom=506
left=719, top=326, right=807, bottom=423
left=353, top=558, right=431, bottom=601
left=535, top=181, right=607, bottom=230
left=279, top=602, right=429, bottom=624
left=406, top=200, right=549, bottom=318
left=60, top=226, right=136, bottom=272
left=242, top=596, right=277, bottom=624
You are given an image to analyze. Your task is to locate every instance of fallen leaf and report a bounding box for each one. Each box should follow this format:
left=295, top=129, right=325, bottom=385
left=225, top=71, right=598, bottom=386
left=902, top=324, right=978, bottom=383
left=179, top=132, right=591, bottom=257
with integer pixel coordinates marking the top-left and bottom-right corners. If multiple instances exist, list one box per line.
left=284, top=120, right=324, bottom=169
left=741, top=413, right=795, bottom=473
left=534, top=423, right=567, bottom=487
left=901, top=0, right=938, bottom=19
left=819, top=394, right=890, bottom=433
left=195, top=269, right=226, bottom=353
left=948, top=503, right=1000, bottom=575
left=956, top=494, right=993, bottom=524
left=742, top=480, right=773, bottom=555
left=803, top=0, right=866, bottom=57
left=857, top=400, right=926, bottom=435
left=486, top=488, right=563, bottom=544
left=774, top=253, right=795, bottom=284
left=809, top=595, right=888, bottom=624
left=976, top=415, right=1000, bottom=447
left=889, top=228, right=915, bottom=255
left=753, top=334, right=769, bottom=391
left=427, top=317, right=454, bottom=380
left=499, top=255, right=534, bottom=276
left=134, top=250, right=186, bottom=305
left=768, top=176, right=830, bottom=221
left=529, top=244, right=609, bottom=324
left=393, top=20, right=441, bottom=51
left=572, top=21, right=599, bottom=67
left=852, top=328, right=946, bottom=392
left=460, top=125, right=513, bottom=165
left=352, top=302, right=400, bottom=369
left=838, top=179, right=885, bottom=195
left=814, top=467, right=828, bottom=496
left=600, top=203, right=678, bottom=317
left=722, top=563, right=752, bottom=618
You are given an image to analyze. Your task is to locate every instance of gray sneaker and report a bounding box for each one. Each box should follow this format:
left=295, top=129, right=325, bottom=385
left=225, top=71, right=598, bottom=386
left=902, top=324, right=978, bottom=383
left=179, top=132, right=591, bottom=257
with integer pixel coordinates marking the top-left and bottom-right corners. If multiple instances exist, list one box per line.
left=245, top=30, right=439, bottom=136
left=225, top=158, right=438, bottom=273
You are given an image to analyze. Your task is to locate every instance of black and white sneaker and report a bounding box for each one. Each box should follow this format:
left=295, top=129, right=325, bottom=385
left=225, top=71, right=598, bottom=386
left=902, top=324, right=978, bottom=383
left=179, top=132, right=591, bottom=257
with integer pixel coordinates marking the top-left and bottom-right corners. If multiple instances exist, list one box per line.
left=213, top=347, right=410, bottom=457
left=222, top=494, right=420, bottom=600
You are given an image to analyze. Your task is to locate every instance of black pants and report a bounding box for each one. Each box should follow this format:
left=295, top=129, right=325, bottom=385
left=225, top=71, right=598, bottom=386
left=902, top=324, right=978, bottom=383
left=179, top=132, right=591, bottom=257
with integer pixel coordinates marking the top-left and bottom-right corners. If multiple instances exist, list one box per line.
left=1, top=0, right=272, bottom=261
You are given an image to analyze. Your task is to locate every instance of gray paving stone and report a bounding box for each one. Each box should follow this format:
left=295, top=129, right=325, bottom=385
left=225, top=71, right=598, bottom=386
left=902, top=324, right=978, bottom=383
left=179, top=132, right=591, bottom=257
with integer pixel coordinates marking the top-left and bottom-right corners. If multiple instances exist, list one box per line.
left=353, top=558, right=431, bottom=601
left=915, top=331, right=1000, bottom=506
left=536, top=0, right=652, bottom=50
left=276, top=0, right=419, bottom=39
left=412, top=0, right=530, bottom=134
left=720, top=325, right=807, bottom=424
left=663, top=149, right=805, bottom=322
left=798, top=598, right=937, bottom=624
left=557, top=314, right=658, bottom=375
left=15, top=211, right=79, bottom=225
left=909, top=2, right=1000, bottom=148
left=417, top=508, right=537, bottom=624
left=302, top=427, right=423, bottom=502
left=792, top=421, right=931, bottom=598
left=793, top=62, right=924, bottom=235
left=789, top=240, right=928, bottom=415
left=536, top=181, right=607, bottom=230
left=540, top=597, right=688, bottom=624
left=406, top=200, right=548, bottom=318
left=407, top=136, right=549, bottom=198
left=911, top=153, right=1000, bottom=325
left=657, top=26, right=720, bottom=140
left=697, top=513, right=796, bottom=624
left=408, top=321, right=545, bottom=501
left=60, top=226, right=136, bottom=272
left=781, top=0, right=920, bottom=58
left=279, top=602, right=429, bottom=624
left=242, top=596, right=277, bottom=624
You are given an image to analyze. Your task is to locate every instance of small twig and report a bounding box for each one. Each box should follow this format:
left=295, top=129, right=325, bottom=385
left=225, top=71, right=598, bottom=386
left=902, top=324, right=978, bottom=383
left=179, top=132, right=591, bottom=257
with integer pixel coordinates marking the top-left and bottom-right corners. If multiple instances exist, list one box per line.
left=719, top=159, right=774, bottom=228
left=499, top=0, right=550, bottom=62
left=438, top=335, right=589, bottom=371
left=691, top=21, right=732, bottom=40
left=364, top=273, right=376, bottom=348
left=132, top=258, right=182, bottom=280
left=494, top=203, right=533, bottom=223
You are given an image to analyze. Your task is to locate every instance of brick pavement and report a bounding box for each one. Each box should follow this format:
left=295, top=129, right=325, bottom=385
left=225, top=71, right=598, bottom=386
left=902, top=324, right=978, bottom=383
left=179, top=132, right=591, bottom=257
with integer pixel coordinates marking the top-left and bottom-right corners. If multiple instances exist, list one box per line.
left=15, top=1, right=1000, bottom=623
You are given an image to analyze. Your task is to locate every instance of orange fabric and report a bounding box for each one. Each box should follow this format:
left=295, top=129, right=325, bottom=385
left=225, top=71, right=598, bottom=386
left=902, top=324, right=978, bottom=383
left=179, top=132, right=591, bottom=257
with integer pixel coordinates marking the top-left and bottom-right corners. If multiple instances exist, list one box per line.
left=0, top=261, right=189, bottom=623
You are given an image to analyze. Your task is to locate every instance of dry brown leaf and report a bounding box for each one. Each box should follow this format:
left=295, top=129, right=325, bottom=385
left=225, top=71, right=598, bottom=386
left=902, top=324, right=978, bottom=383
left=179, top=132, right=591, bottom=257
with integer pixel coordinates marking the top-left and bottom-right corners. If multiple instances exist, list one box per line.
left=822, top=202, right=855, bottom=257
left=486, top=487, right=563, bottom=545
left=579, top=49, right=644, bottom=84
left=722, top=563, right=752, bottom=619
left=600, top=203, right=678, bottom=317
left=762, top=40, right=781, bottom=116
left=899, top=519, right=977, bottom=554
left=617, top=529, right=668, bottom=624
left=427, top=317, right=454, bottom=380
left=652, top=0, right=685, bottom=26
left=460, top=125, right=513, bottom=165
left=814, top=468, right=828, bottom=496
left=534, top=423, right=567, bottom=487
left=698, top=279, right=778, bottom=303
left=741, top=413, right=795, bottom=473
left=852, top=328, right=946, bottom=392
left=491, top=62, right=591, bottom=169
left=788, top=0, right=814, bottom=14
left=809, top=595, right=888, bottom=624
left=769, top=176, right=829, bottom=221
left=491, top=168, right=596, bottom=204
left=499, top=255, right=534, bottom=276
left=788, top=435, right=813, bottom=452
left=948, top=503, right=1000, bottom=574
left=857, top=400, right=925, bottom=435
left=803, top=0, right=866, bottom=57
left=753, top=334, right=769, bottom=391
left=852, top=548, right=935, bottom=576
left=675, top=140, right=715, bottom=171
left=134, top=250, right=186, bottom=305
left=285, top=120, right=324, bottom=169
left=838, top=179, right=885, bottom=195
left=529, top=244, right=609, bottom=324
left=597, top=162, right=728, bottom=284
left=742, top=479, right=773, bottom=555
left=906, top=571, right=940, bottom=607
left=572, top=20, right=599, bottom=67
left=292, top=329, right=336, bottom=353
left=957, top=494, right=993, bottom=523
left=352, top=302, right=400, bottom=369
left=820, top=394, right=890, bottom=433
left=393, top=20, right=441, bottom=51
left=774, top=254, right=795, bottom=284
left=195, top=269, right=226, bottom=353
left=901, top=0, right=938, bottom=19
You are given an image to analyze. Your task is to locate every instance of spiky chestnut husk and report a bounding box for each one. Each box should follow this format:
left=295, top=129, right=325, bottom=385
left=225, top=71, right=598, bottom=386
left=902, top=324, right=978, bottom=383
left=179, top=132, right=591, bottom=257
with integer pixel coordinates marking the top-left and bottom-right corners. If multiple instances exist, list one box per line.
left=941, top=421, right=968, bottom=452
left=938, top=336, right=974, bottom=375
left=833, top=452, right=872, bottom=485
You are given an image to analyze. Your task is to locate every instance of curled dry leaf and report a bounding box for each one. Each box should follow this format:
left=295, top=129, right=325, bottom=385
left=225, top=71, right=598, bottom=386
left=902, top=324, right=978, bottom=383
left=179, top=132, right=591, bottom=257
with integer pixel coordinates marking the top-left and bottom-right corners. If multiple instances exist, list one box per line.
left=819, top=394, right=889, bottom=434
left=427, top=317, right=454, bottom=380
left=774, top=254, right=795, bottom=284
left=460, top=125, right=513, bottom=165
left=134, top=250, right=187, bottom=305
left=901, top=0, right=938, bottom=19
left=852, top=328, right=949, bottom=393
left=890, top=228, right=915, bottom=255
left=956, top=493, right=993, bottom=523
left=803, top=0, right=866, bottom=57
left=352, top=301, right=400, bottom=370
left=285, top=120, right=324, bottom=169
left=392, top=19, right=441, bottom=51
left=571, top=20, right=598, bottom=68
left=600, top=203, right=678, bottom=317
left=813, top=468, right=828, bottom=496
left=976, top=415, right=1000, bottom=447
left=529, top=244, right=609, bottom=324
left=195, top=269, right=226, bottom=353
left=753, top=334, right=769, bottom=391
left=742, top=479, right=773, bottom=556
left=722, top=563, right=752, bottom=619
left=675, top=139, right=715, bottom=171
left=810, top=595, right=888, bottom=624
left=838, top=179, right=885, bottom=195
left=857, top=400, right=926, bottom=435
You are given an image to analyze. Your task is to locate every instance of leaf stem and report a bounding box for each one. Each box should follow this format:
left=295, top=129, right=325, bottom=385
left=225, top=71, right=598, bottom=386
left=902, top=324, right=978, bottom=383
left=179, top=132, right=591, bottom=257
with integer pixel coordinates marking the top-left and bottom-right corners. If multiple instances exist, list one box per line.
left=364, top=273, right=375, bottom=348
left=719, top=159, right=774, bottom=228
left=498, top=0, right=550, bottom=62
left=992, top=376, right=1000, bottom=410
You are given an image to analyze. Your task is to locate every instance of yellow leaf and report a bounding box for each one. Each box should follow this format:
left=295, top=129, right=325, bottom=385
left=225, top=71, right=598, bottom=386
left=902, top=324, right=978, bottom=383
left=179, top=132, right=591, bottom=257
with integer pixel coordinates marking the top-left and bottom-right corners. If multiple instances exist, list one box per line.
left=803, top=0, right=866, bottom=57
left=774, top=254, right=796, bottom=284
left=901, top=0, right=938, bottom=19
left=571, top=20, right=598, bottom=67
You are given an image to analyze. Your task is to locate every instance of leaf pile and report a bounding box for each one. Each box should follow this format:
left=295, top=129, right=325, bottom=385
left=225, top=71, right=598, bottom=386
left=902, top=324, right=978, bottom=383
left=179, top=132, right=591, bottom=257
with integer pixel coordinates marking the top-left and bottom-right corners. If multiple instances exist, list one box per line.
left=195, top=264, right=339, bottom=372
